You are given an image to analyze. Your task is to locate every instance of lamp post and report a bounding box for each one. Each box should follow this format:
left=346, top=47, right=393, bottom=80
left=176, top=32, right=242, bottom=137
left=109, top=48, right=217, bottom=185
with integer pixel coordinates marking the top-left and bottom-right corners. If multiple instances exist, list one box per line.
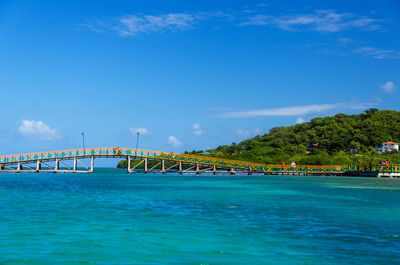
left=81, top=132, right=85, bottom=150
left=375, top=146, right=380, bottom=163
left=135, top=132, right=140, bottom=154
left=241, top=145, right=244, bottom=162
left=350, top=148, right=357, bottom=169
left=396, top=149, right=398, bottom=164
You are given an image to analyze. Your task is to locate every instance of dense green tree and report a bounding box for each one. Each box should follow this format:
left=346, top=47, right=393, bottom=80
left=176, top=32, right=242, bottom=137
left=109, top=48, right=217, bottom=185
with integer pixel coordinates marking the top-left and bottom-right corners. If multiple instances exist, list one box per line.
left=190, top=109, right=400, bottom=165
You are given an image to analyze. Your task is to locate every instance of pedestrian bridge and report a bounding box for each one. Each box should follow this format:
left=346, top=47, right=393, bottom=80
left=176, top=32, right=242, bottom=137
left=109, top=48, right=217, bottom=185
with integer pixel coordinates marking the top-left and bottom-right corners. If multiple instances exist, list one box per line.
left=0, top=147, right=399, bottom=177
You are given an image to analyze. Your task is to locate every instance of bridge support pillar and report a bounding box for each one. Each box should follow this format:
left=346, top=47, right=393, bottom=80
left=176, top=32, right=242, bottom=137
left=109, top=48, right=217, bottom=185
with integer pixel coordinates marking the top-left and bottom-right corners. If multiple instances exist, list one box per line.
left=17, top=162, right=22, bottom=172
left=90, top=156, right=94, bottom=173
left=144, top=158, right=148, bottom=173
left=127, top=156, right=131, bottom=173
left=230, top=167, right=235, bottom=175
left=248, top=166, right=252, bottom=175
left=55, top=159, right=59, bottom=171
left=73, top=157, right=77, bottom=172
left=0, top=164, right=3, bottom=171
left=36, top=160, right=41, bottom=172
left=178, top=162, right=182, bottom=174
left=212, top=165, right=217, bottom=175
left=161, top=160, right=165, bottom=174
left=195, top=164, right=200, bottom=174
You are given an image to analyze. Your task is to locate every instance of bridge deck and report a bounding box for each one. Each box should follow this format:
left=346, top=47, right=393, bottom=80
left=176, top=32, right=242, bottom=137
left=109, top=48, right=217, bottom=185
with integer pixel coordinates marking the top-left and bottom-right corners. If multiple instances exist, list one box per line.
left=0, top=147, right=399, bottom=176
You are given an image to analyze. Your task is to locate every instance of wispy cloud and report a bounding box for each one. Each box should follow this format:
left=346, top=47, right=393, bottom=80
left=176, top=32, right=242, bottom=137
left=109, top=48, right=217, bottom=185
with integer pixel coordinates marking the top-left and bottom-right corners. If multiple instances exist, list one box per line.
left=192, top=123, right=203, bottom=136
left=129, top=127, right=150, bottom=135
left=296, top=117, right=306, bottom=124
left=168, top=136, right=182, bottom=148
left=353, top=47, right=400, bottom=59
left=18, top=120, right=62, bottom=140
left=380, top=81, right=396, bottom=93
left=240, top=10, right=381, bottom=32
left=81, top=9, right=392, bottom=60
left=338, top=37, right=352, bottom=44
left=218, top=102, right=376, bottom=118
left=82, top=8, right=389, bottom=38
left=219, top=104, right=336, bottom=118
left=82, top=12, right=230, bottom=36
left=118, top=13, right=196, bottom=36
left=235, top=128, right=262, bottom=138
left=346, top=102, right=377, bottom=110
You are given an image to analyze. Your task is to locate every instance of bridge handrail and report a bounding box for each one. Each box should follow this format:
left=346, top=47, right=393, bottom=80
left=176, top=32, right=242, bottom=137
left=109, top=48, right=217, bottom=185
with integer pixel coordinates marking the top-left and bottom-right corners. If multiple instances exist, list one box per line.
left=0, top=148, right=399, bottom=173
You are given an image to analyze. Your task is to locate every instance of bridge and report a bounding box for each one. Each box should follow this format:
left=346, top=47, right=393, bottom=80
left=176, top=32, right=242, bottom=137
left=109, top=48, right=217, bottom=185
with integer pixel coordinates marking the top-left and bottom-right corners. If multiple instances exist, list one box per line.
left=0, top=147, right=399, bottom=177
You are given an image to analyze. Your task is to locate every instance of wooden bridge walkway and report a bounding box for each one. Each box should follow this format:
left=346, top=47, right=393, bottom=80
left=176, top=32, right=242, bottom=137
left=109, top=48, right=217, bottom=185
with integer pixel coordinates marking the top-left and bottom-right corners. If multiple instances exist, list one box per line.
left=0, top=147, right=399, bottom=177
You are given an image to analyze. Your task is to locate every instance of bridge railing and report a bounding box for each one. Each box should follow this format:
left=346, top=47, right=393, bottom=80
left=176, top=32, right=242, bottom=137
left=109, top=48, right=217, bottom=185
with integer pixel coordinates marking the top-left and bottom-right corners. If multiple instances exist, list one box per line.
left=0, top=147, right=164, bottom=164
left=1, top=148, right=399, bottom=174
left=347, top=164, right=400, bottom=173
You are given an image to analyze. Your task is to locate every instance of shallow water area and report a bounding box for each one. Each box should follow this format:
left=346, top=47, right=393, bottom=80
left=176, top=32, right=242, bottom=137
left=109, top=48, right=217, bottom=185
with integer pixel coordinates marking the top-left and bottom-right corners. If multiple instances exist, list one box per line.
left=0, top=169, right=399, bottom=264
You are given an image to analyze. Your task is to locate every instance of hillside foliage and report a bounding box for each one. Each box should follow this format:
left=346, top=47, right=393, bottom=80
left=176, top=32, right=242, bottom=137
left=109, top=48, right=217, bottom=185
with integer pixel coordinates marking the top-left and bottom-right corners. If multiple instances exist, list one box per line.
left=187, top=109, right=400, bottom=165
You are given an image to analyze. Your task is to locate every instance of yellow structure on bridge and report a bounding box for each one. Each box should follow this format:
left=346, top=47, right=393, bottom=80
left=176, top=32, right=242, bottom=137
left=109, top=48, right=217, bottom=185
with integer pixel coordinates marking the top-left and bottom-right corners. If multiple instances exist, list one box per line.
left=0, top=147, right=399, bottom=177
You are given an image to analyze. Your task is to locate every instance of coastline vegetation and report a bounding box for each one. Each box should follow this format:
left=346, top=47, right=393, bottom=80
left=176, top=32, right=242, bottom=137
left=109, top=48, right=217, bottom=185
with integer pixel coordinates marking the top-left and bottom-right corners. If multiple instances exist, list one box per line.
left=185, top=109, right=400, bottom=165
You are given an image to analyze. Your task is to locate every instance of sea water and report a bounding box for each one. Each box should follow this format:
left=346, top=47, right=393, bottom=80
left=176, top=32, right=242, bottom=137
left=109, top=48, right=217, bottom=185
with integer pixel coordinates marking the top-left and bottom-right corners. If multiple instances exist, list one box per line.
left=0, top=169, right=399, bottom=264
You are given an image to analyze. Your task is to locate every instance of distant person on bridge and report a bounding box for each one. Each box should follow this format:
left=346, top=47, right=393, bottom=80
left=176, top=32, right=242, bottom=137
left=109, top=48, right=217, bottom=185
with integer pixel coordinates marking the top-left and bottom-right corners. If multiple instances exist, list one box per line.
left=290, top=161, right=296, bottom=170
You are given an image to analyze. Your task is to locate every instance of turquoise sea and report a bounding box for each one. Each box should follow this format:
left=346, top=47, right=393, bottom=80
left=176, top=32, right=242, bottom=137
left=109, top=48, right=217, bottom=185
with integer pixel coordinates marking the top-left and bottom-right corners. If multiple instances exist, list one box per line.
left=0, top=169, right=399, bottom=264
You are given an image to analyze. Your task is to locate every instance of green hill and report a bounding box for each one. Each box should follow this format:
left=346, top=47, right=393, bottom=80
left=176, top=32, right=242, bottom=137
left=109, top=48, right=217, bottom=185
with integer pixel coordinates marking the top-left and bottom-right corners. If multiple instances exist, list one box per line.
left=187, top=109, right=400, bottom=165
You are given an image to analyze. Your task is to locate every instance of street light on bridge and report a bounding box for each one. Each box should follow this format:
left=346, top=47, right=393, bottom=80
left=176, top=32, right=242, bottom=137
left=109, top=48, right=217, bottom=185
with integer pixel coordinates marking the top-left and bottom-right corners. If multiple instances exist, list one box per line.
left=135, top=132, right=140, bottom=154
left=81, top=132, right=86, bottom=150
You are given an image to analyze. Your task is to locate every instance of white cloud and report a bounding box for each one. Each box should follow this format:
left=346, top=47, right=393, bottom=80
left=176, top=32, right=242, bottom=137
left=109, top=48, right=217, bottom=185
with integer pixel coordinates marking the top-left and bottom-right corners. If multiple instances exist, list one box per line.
left=218, top=102, right=376, bottom=118
left=18, top=120, right=62, bottom=140
left=118, top=13, right=195, bottom=36
left=380, top=81, right=395, bottom=93
left=353, top=47, right=400, bottom=59
left=346, top=102, right=377, bottom=110
left=296, top=117, right=305, bottom=124
left=240, top=10, right=381, bottom=32
left=129, top=127, right=150, bottom=135
left=338, top=38, right=352, bottom=44
left=219, top=104, right=336, bottom=118
left=83, top=12, right=230, bottom=36
left=168, top=136, right=182, bottom=148
left=235, top=128, right=262, bottom=138
left=192, top=123, right=203, bottom=136
left=240, top=14, right=270, bottom=26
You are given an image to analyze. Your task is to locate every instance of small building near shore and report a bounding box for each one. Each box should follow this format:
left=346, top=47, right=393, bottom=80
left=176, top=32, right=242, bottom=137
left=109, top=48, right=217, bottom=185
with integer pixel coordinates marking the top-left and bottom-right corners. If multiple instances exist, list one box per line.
left=379, top=142, right=399, bottom=153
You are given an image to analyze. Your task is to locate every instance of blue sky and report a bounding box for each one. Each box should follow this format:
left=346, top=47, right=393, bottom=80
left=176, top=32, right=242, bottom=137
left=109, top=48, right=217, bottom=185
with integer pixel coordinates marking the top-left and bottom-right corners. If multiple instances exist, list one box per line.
left=0, top=0, right=399, bottom=163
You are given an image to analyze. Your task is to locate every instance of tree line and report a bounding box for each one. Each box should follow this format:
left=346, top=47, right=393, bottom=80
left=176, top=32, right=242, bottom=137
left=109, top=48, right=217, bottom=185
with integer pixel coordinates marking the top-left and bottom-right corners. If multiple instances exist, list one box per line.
left=185, top=109, right=400, bottom=165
